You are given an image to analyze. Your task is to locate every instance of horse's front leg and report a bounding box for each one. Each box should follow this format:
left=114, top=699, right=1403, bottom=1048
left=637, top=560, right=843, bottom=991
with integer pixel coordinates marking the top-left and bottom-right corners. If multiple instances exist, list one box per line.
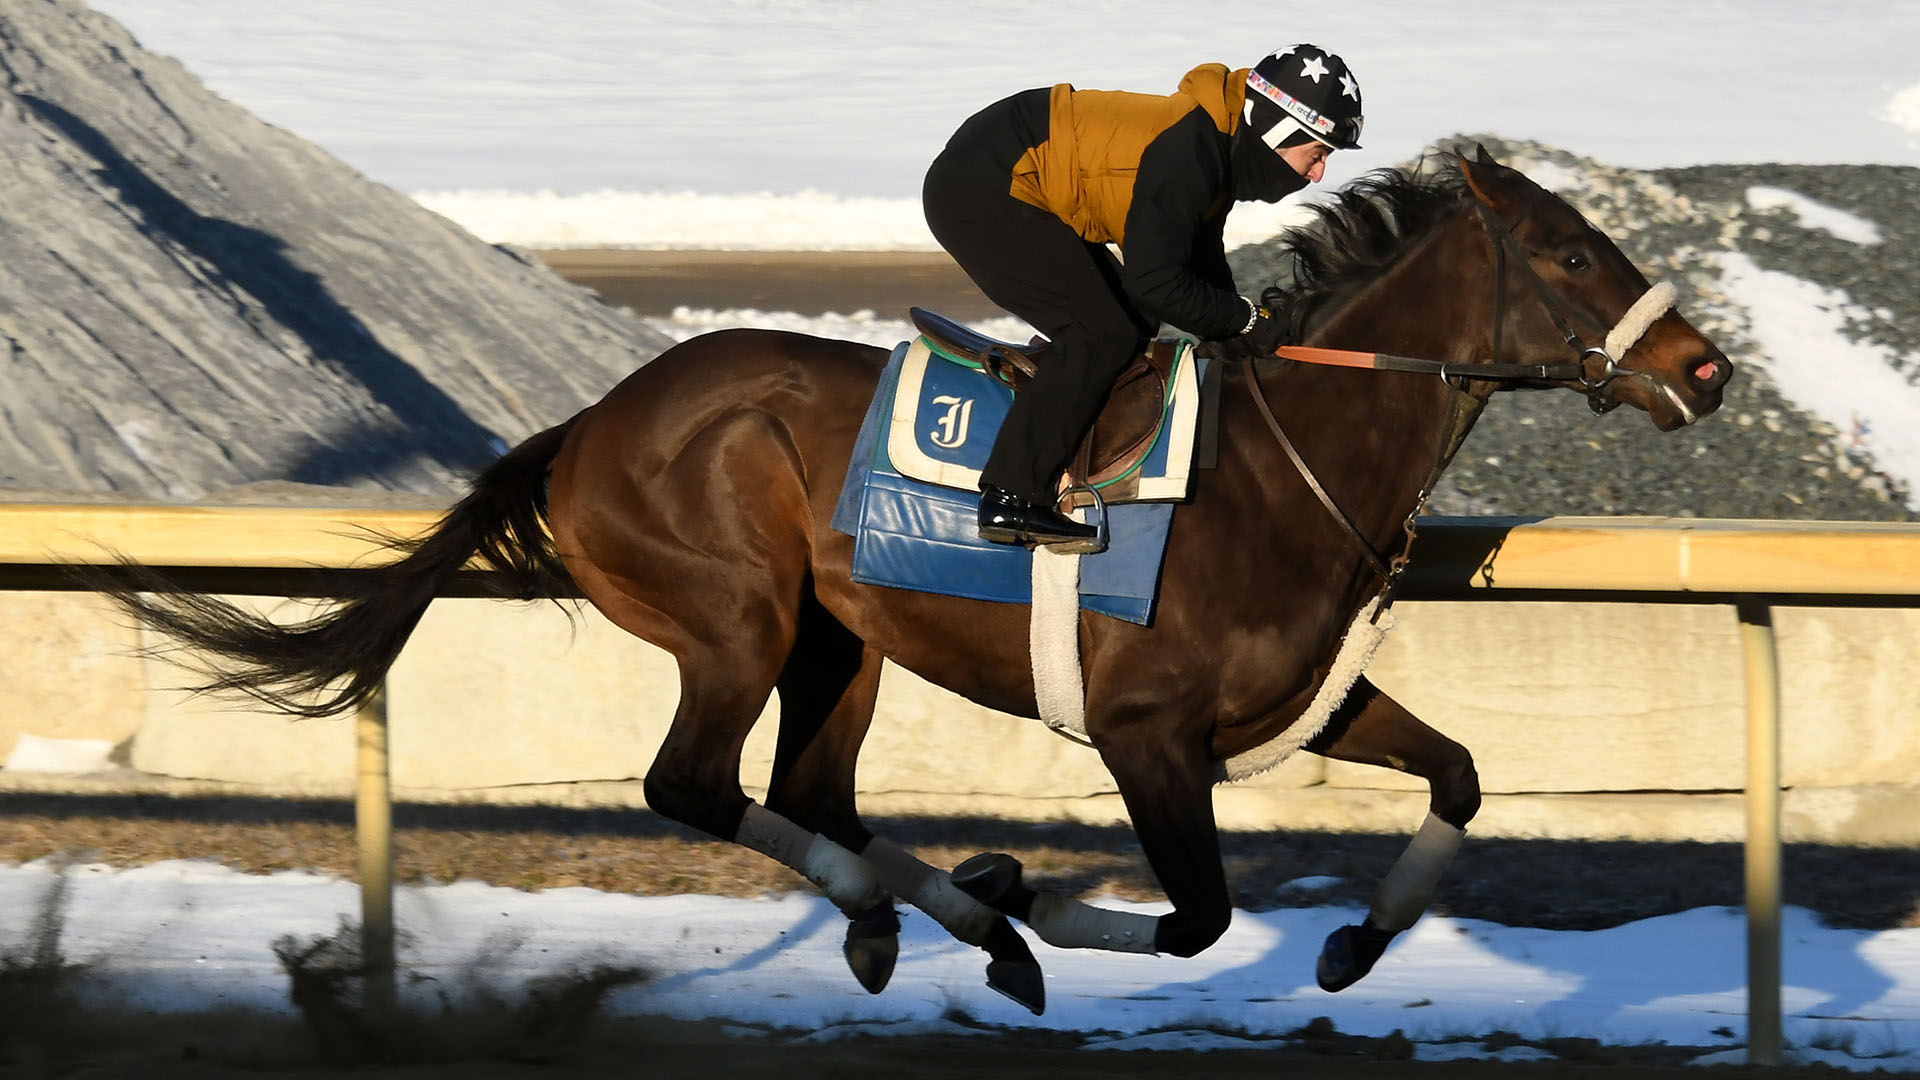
left=1305, top=674, right=1480, bottom=991
left=954, top=709, right=1232, bottom=960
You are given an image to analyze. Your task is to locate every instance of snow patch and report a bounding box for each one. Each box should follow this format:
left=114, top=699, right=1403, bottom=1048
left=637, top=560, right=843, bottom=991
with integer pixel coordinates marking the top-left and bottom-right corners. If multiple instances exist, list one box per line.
left=1745, top=186, right=1883, bottom=245
left=641, top=307, right=1035, bottom=350
left=1277, top=875, right=1347, bottom=895
left=414, top=190, right=1321, bottom=253
left=9, top=860, right=1919, bottom=1062
left=1712, top=252, right=1920, bottom=510
left=416, top=189, right=942, bottom=252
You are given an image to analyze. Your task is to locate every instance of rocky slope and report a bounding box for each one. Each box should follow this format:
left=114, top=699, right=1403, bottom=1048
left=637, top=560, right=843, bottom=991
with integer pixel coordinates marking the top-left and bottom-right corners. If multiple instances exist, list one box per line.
left=1228, top=136, right=1918, bottom=522
left=0, top=0, right=672, bottom=502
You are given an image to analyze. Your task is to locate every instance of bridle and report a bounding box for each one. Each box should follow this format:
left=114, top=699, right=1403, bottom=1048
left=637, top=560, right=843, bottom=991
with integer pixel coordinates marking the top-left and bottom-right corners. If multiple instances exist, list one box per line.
left=1470, top=194, right=1676, bottom=416
left=1241, top=186, right=1680, bottom=591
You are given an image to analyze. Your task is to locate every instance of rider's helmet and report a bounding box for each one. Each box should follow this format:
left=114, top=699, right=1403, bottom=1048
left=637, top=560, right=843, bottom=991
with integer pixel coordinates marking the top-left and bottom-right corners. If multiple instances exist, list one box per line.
left=1242, top=43, right=1364, bottom=152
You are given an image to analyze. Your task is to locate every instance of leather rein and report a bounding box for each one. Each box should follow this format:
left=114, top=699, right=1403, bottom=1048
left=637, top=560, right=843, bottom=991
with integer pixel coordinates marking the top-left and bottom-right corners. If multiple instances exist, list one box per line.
left=1241, top=192, right=1678, bottom=589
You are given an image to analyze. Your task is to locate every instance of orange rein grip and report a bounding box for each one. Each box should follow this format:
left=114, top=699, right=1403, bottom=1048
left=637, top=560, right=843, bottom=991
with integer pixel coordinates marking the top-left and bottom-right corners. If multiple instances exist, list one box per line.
left=1272, top=345, right=1386, bottom=369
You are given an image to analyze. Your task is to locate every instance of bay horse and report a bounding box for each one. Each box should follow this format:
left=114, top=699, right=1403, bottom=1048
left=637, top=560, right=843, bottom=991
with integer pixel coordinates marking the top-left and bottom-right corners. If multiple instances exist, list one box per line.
left=117, top=148, right=1730, bottom=1014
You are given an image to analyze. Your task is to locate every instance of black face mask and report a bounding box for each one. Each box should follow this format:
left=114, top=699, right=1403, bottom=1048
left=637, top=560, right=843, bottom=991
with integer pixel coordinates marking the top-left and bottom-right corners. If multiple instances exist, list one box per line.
left=1231, top=123, right=1310, bottom=203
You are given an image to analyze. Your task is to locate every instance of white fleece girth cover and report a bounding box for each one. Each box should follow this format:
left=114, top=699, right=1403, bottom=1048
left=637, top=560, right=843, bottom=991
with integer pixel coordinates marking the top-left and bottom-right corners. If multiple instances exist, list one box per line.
left=1030, top=543, right=1086, bottom=736
left=1223, top=597, right=1393, bottom=781
left=1030, top=552, right=1392, bottom=780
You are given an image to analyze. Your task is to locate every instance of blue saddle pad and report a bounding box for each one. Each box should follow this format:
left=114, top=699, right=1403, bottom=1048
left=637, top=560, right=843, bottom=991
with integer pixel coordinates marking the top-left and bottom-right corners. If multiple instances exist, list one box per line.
left=829, top=339, right=1186, bottom=626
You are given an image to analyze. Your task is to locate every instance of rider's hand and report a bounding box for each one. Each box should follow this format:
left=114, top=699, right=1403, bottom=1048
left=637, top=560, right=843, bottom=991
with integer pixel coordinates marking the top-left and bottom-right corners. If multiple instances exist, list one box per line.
left=1242, top=311, right=1290, bottom=355
left=1241, top=289, right=1294, bottom=355
left=1201, top=291, right=1295, bottom=359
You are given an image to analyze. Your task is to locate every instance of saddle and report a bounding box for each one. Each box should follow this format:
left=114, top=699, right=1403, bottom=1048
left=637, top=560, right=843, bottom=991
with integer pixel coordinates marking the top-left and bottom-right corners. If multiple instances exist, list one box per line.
left=908, top=307, right=1188, bottom=510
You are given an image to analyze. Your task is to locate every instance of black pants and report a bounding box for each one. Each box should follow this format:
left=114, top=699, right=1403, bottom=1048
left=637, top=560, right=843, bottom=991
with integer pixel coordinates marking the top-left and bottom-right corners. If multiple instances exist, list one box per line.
left=922, top=91, right=1153, bottom=503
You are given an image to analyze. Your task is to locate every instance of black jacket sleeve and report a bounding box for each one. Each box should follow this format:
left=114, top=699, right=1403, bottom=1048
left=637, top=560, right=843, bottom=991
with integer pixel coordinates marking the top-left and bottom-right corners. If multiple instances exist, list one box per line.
left=1188, top=216, right=1235, bottom=294
left=1117, top=109, right=1247, bottom=338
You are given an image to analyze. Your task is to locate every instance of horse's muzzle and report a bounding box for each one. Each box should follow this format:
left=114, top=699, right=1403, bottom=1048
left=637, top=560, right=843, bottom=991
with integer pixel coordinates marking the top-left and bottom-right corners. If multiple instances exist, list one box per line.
left=1622, top=343, right=1733, bottom=430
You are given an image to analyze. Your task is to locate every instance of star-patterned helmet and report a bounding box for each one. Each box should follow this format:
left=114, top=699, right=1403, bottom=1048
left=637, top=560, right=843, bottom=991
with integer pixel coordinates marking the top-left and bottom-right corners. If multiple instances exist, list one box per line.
left=1244, top=43, right=1363, bottom=151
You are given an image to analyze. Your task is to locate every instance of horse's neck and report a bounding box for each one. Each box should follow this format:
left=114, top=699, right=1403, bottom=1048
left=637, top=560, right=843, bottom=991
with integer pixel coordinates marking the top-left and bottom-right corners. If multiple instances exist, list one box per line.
left=1275, top=211, right=1495, bottom=534
left=1310, top=208, right=1494, bottom=380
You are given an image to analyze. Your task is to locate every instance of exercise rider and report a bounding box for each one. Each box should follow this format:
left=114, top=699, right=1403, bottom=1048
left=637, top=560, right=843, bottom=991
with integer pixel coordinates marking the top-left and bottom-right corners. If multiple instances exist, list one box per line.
left=921, top=44, right=1366, bottom=547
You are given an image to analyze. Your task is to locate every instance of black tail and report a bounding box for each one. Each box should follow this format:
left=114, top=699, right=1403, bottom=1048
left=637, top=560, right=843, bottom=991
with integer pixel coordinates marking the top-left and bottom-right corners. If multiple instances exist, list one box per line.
left=112, top=418, right=581, bottom=718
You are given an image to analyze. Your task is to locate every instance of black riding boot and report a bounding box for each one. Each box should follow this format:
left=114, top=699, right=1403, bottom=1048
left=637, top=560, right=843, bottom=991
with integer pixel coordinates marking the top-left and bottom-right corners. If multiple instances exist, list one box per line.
left=978, top=485, right=1098, bottom=546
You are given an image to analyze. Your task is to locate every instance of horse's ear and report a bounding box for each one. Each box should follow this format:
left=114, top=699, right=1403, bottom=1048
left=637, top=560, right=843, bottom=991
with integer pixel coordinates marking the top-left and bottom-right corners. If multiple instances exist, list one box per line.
left=1474, top=142, right=1497, bottom=167
left=1455, top=146, right=1525, bottom=217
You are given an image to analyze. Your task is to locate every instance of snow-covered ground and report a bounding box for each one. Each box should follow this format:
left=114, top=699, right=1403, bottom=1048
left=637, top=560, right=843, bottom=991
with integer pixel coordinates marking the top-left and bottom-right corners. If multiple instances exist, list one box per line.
left=8, top=859, right=1918, bottom=1070
left=20, top=1, right=1920, bottom=1064
left=1711, top=251, right=1920, bottom=497
left=87, top=0, right=1920, bottom=200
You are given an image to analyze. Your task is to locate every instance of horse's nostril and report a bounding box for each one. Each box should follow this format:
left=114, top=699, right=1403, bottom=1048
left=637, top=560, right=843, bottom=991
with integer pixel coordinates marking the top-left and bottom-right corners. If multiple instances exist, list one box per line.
left=1688, top=355, right=1729, bottom=390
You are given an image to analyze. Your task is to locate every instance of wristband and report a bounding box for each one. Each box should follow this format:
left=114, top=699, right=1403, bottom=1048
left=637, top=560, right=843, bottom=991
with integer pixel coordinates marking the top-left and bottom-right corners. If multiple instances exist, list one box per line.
left=1239, top=295, right=1261, bottom=335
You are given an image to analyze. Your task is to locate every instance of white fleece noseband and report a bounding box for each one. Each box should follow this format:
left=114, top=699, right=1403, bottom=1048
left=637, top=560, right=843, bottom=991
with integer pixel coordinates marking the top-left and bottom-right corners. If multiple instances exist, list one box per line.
left=1604, top=281, right=1675, bottom=362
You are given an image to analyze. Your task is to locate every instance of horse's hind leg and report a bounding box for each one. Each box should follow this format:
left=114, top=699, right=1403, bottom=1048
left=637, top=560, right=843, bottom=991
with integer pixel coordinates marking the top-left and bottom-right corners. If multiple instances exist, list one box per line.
left=1305, top=675, right=1479, bottom=992
left=760, top=586, right=900, bottom=993
left=612, top=562, right=901, bottom=993
left=641, top=642, right=904, bottom=991
left=765, top=588, right=1048, bottom=1013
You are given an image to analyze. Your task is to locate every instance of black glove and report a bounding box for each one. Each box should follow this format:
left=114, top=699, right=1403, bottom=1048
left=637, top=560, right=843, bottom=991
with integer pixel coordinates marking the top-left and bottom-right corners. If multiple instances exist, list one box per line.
left=1256, top=287, right=1296, bottom=345
left=1242, top=309, right=1291, bottom=355
left=1200, top=291, right=1295, bottom=360
left=1235, top=288, right=1294, bottom=356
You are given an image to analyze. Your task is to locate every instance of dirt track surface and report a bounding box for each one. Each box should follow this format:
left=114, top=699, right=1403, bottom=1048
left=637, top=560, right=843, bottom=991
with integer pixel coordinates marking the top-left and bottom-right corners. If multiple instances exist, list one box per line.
left=7, top=792, right=1920, bottom=932
left=28, top=1022, right=1802, bottom=1080
left=533, top=248, right=1007, bottom=320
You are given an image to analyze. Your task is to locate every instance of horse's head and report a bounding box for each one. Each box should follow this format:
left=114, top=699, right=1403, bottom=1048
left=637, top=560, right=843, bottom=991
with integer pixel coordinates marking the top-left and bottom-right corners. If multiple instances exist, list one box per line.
left=1455, top=145, right=1732, bottom=430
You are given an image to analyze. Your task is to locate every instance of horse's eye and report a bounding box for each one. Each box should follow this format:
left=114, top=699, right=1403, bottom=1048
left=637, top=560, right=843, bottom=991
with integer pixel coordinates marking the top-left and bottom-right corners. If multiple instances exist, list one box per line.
left=1562, top=253, right=1591, bottom=273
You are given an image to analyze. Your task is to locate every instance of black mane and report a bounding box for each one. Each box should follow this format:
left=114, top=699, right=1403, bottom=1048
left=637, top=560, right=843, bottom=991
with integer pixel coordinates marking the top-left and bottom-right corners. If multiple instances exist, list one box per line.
left=1274, top=166, right=1470, bottom=333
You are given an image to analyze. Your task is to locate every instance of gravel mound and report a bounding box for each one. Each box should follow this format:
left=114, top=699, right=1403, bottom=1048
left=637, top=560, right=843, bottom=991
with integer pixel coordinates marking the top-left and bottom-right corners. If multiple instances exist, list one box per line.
left=1228, top=136, right=1918, bottom=521
left=0, top=0, right=673, bottom=502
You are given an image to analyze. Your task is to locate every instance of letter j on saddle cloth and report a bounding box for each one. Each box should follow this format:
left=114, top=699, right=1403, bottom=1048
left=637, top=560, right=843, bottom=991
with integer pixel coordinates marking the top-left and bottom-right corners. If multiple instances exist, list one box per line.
left=829, top=315, right=1213, bottom=626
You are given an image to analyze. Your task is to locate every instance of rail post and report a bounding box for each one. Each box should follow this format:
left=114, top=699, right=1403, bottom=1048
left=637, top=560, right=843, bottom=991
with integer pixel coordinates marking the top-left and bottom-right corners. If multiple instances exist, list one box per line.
left=355, top=682, right=396, bottom=1020
left=1737, top=597, right=1783, bottom=1066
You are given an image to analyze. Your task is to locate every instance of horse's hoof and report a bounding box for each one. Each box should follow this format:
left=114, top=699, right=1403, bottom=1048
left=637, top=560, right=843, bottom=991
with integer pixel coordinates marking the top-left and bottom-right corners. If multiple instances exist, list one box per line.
left=1316, top=921, right=1396, bottom=993
left=984, top=959, right=1045, bottom=1015
left=976, top=911, right=1044, bottom=1014
left=843, top=906, right=900, bottom=995
left=951, top=852, right=1023, bottom=907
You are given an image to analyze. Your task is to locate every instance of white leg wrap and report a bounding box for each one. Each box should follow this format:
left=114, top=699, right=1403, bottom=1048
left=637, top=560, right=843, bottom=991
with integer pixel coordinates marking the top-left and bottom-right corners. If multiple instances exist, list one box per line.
left=1369, top=811, right=1464, bottom=933
left=863, top=838, right=998, bottom=946
left=1028, top=893, right=1158, bottom=955
left=735, top=804, right=888, bottom=916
